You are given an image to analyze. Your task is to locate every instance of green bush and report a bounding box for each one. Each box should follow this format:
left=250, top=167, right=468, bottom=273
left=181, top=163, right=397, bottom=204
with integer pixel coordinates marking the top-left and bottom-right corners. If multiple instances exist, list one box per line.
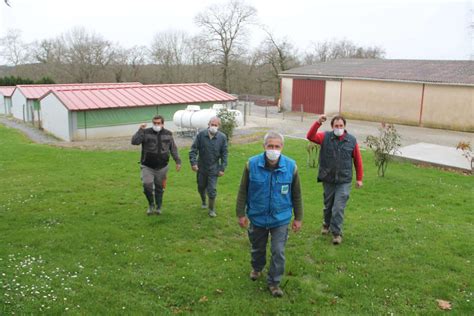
left=217, top=108, right=237, bottom=142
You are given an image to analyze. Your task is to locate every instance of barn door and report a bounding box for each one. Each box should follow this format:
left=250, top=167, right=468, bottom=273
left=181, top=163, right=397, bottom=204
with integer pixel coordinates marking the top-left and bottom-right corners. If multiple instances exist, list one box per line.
left=291, top=79, right=325, bottom=114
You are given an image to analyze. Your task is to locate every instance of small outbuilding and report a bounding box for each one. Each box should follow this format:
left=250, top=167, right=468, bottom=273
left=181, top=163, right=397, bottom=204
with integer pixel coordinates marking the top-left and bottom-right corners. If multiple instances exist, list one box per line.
left=280, top=59, right=474, bottom=131
left=10, top=82, right=142, bottom=126
left=0, top=86, right=15, bottom=115
left=39, top=83, right=237, bottom=141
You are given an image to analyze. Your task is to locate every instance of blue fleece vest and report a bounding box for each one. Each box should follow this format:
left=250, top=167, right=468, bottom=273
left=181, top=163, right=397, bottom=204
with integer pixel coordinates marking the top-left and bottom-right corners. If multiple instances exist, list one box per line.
left=247, top=153, right=296, bottom=228
left=318, top=131, right=357, bottom=184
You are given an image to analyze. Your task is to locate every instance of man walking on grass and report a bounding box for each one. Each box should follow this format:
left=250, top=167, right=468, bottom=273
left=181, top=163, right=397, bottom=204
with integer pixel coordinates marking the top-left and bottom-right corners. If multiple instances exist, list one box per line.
left=131, top=115, right=181, bottom=215
left=189, top=116, right=228, bottom=218
left=306, top=114, right=363, bottom=245
left=236, top=132, right=303, bottom=297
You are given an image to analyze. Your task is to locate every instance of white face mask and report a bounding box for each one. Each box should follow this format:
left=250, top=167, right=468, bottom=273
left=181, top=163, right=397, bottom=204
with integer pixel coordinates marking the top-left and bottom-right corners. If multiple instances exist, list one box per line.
left=266, top=149, right=281, bottom=161
left=209, top=126, right=218, bottom=134
left=333, top=128, right=344, bottom=137
left=152, top=125, right=162, bottom=132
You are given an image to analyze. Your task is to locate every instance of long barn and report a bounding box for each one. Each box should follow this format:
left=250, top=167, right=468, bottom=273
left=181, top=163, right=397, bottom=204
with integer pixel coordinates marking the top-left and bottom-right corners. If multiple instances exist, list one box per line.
left=280, top=59, right=474, bottom=132
left=10, top=82, right=143, bottom=126
left=39, top=83, right=237, bottom=141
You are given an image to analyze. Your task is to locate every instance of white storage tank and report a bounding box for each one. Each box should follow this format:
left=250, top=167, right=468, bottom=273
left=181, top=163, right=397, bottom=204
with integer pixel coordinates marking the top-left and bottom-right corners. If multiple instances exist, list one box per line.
left=173, top=104, right=243, bottom=129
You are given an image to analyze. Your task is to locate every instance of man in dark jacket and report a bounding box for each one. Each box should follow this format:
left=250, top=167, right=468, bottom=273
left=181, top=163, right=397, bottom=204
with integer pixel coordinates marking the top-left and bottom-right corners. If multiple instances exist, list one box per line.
left=236, top=131, right=303, bottom=297
left=306, top=114, right=363, bottom=245
left=131, top=115, right=181, bottom=215
left=189, top=116, right=228, bottom=218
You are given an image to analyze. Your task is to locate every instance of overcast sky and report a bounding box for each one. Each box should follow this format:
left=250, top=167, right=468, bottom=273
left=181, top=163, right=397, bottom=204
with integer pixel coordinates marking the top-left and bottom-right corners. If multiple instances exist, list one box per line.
left=0, top=0, right=472, bottom=61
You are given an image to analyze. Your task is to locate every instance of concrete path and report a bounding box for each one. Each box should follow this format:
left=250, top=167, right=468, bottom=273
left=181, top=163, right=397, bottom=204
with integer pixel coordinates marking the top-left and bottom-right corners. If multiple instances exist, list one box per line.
left=395, top=143, right=472, bottom=171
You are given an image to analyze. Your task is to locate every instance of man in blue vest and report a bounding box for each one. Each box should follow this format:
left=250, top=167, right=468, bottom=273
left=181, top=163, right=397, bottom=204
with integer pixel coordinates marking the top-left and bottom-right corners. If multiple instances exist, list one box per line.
left=307, top=115, right=363, bottom=245
left=236, top=132, right=303, bottom=297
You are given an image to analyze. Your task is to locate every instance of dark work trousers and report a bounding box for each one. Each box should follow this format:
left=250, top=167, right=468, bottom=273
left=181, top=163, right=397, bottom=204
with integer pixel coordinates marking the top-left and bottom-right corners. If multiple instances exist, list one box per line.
left=141, top=165, right=169, bottom=208
left=196, top=171, right=218, bottom=203
left=248, top=223, right=289, bottom=286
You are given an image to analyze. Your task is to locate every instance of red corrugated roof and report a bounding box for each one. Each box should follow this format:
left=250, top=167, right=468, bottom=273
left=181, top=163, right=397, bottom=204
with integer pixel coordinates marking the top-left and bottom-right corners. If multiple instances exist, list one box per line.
left=15, top=82, right=143, bottom=99
left=44, top=83, right=237, bottom=111
left=0, top=86, right=16, bottom=97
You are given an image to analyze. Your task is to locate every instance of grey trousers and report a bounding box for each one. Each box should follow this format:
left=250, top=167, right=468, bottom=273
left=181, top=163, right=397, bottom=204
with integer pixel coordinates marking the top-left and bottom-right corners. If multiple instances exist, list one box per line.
left=141, top=165, right=169, bottom=208
left=322, top=182, right=352, bottom=236
left=248, top=223, right=289, bottom=286
left=196, top=171, right=218, bottom=200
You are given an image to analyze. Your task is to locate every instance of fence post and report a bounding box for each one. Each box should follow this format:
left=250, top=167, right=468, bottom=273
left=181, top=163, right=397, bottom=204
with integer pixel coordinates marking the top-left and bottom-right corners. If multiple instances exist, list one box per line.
left=300, top=104, right=304, bottom=122
left=243, top=101, right=247, bottom=126
left=265, top=105, right=268, bottom=119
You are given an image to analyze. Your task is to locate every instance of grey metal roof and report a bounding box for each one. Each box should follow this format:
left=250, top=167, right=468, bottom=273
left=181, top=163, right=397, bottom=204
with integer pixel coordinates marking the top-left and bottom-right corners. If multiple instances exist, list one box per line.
left=280, top=59, right=474, bottom=85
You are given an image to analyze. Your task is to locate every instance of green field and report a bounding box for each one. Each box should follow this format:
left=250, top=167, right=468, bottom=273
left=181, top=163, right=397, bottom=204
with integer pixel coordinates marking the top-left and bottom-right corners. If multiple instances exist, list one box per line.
left=0, top=124, right=473, bottom=315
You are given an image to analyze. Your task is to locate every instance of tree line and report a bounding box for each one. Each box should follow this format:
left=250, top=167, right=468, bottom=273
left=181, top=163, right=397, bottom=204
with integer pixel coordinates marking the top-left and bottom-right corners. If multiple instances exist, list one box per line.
left=0, top=0, right=384, bottom=99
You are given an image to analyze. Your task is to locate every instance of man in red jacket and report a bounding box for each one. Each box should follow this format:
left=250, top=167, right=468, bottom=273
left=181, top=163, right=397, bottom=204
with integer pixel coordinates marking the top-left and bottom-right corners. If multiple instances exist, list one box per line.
left=307, top=115, right=363, bottom=245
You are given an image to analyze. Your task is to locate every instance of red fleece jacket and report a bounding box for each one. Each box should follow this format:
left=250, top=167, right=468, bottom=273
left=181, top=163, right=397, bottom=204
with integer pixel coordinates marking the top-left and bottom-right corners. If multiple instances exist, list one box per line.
left=306, top=121, right=363, bottom=181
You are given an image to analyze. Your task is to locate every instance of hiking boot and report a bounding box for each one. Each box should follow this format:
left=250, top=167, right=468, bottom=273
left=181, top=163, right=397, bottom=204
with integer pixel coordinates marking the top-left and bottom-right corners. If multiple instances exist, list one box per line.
left=208, top=210, right=217, bottom=218
left=268, top=285, right=284, bottom=297
left=332, top=235, right=342, bottom=245
left=321, top=225, right=330, bottom=235
left=146, top=204, right=155, bottom=216
left=249, top=270, right=262, bottom=281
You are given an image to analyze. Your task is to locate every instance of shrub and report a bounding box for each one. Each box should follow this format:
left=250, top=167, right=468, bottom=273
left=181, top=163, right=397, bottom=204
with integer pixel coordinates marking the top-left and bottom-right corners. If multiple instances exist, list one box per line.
left=365, top=122, right=401, bottom=177
left=217, top=108, right=237, bottom=142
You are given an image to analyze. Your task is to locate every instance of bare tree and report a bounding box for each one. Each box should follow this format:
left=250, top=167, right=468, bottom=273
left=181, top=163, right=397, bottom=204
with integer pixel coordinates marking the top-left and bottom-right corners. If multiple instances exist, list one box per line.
left=0, top=29, right=31, bottom=66
left=62, top=27, right=116, bottom=82
left=258, top=30, right=300, bottom=100
left=150, top=30, right=192, bottom=83
left=195, top=0, right=257, bottom=92
left=304, top=39, right=385, bottom=64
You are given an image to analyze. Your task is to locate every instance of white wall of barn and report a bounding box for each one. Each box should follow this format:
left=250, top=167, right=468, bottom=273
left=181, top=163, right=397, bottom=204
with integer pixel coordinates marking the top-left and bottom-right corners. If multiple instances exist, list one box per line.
left=324, top=80, right=341, bottom=115
left=281, top=78, right=293, bottom=112
left=0, top=96, right=5, bottom=114
left=41, top=94, right=72, bottom=141
left=11, top=90, right=27, bottom=121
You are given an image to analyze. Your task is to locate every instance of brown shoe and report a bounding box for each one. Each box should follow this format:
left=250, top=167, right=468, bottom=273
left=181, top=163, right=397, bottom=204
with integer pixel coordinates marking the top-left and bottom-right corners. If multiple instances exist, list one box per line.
left=249, top=270, right=261, bottom=281
left=332, top=235, right=342, bottom=245
left=321, top=225, right=330, bottom=235
left=268, top=285, right=284, bottom=297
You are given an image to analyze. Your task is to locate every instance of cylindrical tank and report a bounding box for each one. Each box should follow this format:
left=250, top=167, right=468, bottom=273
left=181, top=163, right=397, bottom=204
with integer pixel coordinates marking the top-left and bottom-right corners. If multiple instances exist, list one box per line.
left=173, top=105, right=243, bottom=129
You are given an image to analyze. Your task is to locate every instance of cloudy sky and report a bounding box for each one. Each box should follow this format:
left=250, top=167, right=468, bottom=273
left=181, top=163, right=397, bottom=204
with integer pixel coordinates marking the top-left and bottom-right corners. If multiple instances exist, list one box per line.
left=0, top=0, right=472, bottom=60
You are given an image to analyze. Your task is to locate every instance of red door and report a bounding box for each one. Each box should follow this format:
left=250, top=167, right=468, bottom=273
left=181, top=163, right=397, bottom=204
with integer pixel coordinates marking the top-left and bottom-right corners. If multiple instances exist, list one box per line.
left=292, top=79, right=325, bottom=114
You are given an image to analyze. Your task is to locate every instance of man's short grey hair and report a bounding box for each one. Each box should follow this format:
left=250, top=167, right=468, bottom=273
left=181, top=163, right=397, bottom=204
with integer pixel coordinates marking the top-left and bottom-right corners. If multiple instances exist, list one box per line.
left=263, top=131, right=284, bottom=146
left=208, top=116, right=221, bottom=125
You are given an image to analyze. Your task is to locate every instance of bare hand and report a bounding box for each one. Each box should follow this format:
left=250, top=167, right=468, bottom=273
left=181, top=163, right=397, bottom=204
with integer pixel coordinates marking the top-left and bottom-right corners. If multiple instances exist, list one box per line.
left=139, top=123, right=147, bottom=129
left=176, top=164, right=181, bottom=172
left=218, top=171, right=225, bottom=177
left=356, top=181, right=363, bottom=188
left=292, top=220, right=302, bottom=232
left=238, top=216, right=248, bottom=228
left=318, top=115, right=327, bottom=124
left=191, top=165, right=199, bottom=172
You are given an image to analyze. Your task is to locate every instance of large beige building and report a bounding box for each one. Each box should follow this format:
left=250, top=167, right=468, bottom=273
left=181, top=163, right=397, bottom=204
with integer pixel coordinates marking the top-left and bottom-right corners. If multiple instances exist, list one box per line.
left=280, top=59, right=474, bottom=132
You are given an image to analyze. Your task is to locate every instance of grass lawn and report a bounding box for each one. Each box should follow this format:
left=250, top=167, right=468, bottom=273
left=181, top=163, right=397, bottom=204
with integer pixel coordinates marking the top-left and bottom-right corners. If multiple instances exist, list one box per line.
left=0, top=124, right=473, bottom=315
